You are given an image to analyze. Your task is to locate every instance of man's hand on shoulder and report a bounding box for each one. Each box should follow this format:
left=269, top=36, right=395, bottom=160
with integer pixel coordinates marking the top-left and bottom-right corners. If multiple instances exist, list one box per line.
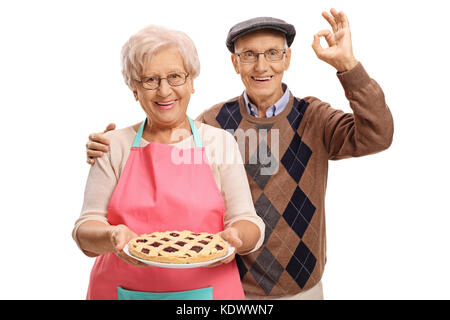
left=312, top=8, right=358, bottom=73
left=86, top=123, right=116, bottom=165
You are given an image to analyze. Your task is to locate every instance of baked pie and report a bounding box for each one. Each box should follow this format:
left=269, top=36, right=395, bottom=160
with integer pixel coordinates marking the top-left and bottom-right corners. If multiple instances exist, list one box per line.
left=128, top=230, right=229, bottom=264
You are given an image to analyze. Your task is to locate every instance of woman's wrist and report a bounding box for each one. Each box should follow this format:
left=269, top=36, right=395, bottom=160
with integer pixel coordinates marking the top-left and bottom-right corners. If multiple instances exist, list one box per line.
left=78, top=221, right=116, bottom=255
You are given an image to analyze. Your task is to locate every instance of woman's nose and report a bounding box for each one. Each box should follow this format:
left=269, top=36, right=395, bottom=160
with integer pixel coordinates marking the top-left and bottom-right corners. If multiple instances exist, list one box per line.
left=157, top=78, right=172, bottom=97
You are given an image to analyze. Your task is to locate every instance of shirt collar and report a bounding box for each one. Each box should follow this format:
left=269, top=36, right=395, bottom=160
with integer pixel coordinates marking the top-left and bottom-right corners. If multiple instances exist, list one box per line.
left=243, top=83, right=290, bottom=118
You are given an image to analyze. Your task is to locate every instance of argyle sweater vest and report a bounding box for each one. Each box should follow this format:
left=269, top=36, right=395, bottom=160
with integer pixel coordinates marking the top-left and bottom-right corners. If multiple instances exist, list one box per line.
left=197, top=63, right=394, bottom=297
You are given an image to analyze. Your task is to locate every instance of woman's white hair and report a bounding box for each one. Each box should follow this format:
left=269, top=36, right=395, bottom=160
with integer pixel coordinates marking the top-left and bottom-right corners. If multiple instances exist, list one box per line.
left=121, top=25, right=200, bottom=90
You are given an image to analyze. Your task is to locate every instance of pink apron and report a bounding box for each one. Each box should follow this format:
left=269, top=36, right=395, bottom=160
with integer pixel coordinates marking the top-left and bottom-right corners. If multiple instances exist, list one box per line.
left=86, top=117, right=245, bottom=300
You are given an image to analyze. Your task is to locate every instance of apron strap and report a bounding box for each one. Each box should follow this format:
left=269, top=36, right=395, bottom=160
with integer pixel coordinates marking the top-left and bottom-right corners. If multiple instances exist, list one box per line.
left=132, top=119, right=147, bottom=147
left=188, top=117, right=203, bottom=148
left=132, top=117, right=202, bottom=148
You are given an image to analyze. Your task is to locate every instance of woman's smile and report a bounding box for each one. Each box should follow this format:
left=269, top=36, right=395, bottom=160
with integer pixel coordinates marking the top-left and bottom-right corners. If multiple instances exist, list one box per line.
left=153, top=99, right=178, bottom=110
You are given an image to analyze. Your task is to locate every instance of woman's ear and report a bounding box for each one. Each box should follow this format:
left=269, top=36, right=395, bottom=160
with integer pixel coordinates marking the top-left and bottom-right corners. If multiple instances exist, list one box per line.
left=133, top=91, right=138, bottom=101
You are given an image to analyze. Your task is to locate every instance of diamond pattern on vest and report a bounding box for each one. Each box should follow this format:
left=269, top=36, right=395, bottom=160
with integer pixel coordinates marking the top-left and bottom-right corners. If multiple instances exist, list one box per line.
left=215, top=100, right=242, bottom=131
left=217, top=97, right=318, bottom=296
left=286, top=241, right=317, bottom=289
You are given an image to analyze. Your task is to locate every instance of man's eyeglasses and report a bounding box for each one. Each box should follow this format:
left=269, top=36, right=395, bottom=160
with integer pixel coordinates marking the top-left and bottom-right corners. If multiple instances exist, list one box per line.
left=235, top=49, right=286, bottom=63
left=135, top=72, right=189, bottom=90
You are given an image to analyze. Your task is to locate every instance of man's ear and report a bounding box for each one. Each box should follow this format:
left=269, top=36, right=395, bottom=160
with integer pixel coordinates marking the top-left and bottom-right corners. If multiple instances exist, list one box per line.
left=231, top=54, right=240, bottom=74
left=133, top=91, right=138, bottom=101
left=284, top=47, right=292, bottom=71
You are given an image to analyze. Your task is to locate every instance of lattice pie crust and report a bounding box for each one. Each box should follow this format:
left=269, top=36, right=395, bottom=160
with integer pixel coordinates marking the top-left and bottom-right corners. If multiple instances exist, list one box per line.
left=128, top=230, right=228, bottom=264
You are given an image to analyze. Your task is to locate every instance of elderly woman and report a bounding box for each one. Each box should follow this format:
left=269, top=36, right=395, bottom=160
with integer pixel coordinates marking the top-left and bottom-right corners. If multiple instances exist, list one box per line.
left=72, top=25, right=264, bottom=300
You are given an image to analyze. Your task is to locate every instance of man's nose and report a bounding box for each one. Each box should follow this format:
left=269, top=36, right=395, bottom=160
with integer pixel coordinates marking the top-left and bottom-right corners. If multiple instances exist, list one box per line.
left=254, top=53, right=269, bottom=72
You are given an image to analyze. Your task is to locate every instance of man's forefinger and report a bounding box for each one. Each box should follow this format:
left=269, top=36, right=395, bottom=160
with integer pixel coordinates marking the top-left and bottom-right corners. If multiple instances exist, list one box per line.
left=103, top=123, right=116, bottom=133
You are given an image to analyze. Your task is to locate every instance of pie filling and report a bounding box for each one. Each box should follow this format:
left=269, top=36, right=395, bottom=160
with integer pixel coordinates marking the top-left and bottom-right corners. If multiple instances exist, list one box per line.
left=129, top=230, right=229, bottom=264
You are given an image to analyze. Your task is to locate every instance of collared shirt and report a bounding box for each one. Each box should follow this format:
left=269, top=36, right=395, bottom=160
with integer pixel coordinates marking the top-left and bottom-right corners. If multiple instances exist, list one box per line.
left=243, top=83, right=290, bottom=118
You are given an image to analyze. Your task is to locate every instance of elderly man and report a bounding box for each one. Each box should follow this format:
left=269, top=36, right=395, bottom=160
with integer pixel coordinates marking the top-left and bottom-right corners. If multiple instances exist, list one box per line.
left=84, top=9, right=394, bottom=300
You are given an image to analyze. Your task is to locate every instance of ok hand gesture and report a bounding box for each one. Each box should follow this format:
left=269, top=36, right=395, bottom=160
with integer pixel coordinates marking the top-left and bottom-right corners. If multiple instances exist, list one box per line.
left=312, top=8, right=358, bottom=72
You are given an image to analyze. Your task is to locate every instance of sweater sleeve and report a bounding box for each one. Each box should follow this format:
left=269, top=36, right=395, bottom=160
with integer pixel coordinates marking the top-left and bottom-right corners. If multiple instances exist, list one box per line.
left=316, top=62, right=394, bottom=160
left=72, top=130, right=128, bottom=254
left=72, top=151, right=114, bottom=255
left=196, top=111, right=207, bottom=123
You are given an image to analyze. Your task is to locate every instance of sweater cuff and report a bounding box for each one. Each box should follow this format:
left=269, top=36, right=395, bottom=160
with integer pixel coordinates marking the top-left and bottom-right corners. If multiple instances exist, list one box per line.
left=336, top=62, right=371, bottom=92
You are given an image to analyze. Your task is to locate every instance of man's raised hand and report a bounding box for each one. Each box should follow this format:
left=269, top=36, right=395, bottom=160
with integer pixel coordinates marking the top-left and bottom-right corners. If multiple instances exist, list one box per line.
left=312, top=8, right=358, bottom=72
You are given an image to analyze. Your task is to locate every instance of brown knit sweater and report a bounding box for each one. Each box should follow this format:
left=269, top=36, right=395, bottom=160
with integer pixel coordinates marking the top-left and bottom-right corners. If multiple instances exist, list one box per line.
left=197, top=62, right=394, bottom=297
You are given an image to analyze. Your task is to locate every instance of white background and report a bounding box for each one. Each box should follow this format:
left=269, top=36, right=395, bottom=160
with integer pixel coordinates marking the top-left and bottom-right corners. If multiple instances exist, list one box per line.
left=0, top=0, right=449, bottom=299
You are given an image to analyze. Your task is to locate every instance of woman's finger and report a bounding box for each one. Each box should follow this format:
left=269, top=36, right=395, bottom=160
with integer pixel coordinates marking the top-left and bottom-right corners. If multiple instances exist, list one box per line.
left=115, top=249, right=148, bottom=267
left=204, top=252, right=236, bottom=268
left=224, top=235, right=242, bottom=248
left=220, top=229, right=242, bottom=249
left=205, top=261, right=222, bottom=268
left=110, top=225, right=146, bottom=267
left=220, top=253, right=236, bottom=264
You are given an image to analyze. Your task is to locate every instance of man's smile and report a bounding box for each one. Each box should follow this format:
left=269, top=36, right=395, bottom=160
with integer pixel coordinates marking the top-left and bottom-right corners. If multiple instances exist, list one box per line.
left=251, top=75, right=274, bottom=82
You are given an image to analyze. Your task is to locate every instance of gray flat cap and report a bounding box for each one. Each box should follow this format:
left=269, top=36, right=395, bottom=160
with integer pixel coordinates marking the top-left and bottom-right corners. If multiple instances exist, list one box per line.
left=226, top=17, right=296, bottom=53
